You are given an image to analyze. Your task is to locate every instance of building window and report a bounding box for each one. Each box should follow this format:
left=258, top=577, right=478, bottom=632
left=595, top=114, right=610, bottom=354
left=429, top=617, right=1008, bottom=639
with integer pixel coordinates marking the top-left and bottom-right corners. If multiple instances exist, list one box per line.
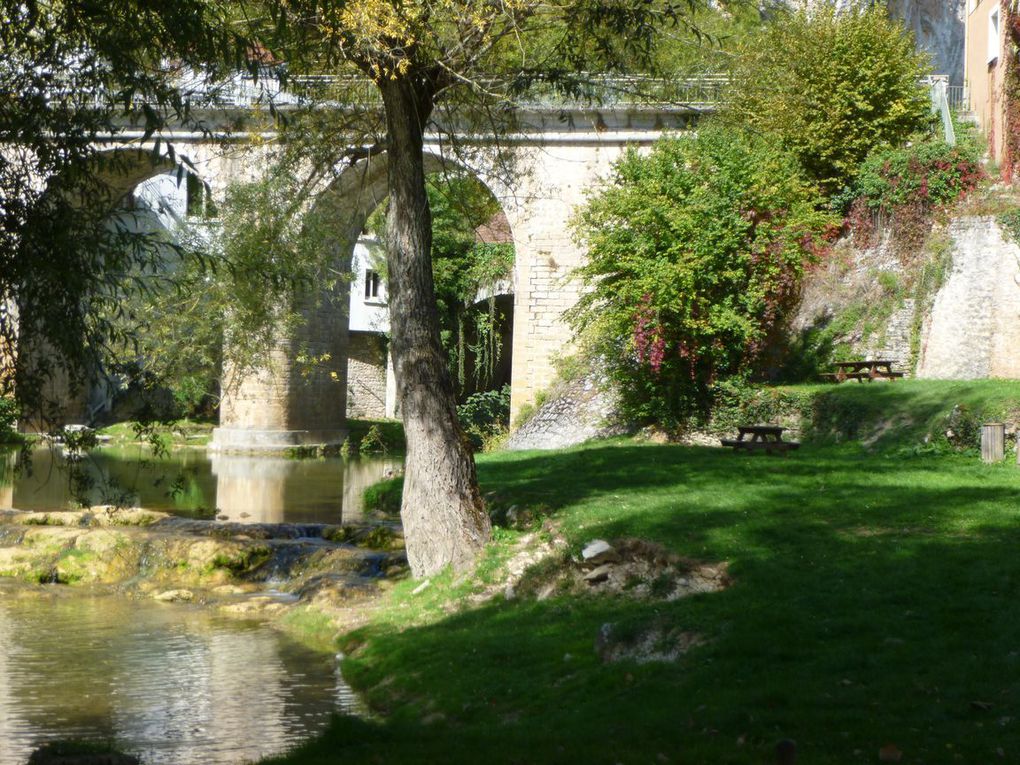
left=989, top=6, right=1001, bottom=64
left=364, top=269, right=381, bottom=300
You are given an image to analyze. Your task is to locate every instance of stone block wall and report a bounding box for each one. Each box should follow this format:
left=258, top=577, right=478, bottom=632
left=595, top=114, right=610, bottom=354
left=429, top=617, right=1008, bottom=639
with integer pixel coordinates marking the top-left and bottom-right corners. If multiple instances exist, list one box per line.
left=917, top=217, right=1020, bottom=378
left=499, top=141, right=631, bottom=420
left=214, top=286, right=349, bottom=450
left=346, top=332, right=388, bottom=420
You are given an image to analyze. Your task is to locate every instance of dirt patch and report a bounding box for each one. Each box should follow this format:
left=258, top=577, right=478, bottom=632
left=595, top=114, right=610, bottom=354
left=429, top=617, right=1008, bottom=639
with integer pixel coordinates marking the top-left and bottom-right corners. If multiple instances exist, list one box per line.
left=514, top=535, right=730, bottom=602
left=594, top=621, right=706, bottom=664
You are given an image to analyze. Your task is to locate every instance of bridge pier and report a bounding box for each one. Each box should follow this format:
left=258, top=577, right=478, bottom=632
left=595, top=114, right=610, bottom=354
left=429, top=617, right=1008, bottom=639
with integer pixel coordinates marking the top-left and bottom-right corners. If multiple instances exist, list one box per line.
left=211, top=290, right=349, bottom=452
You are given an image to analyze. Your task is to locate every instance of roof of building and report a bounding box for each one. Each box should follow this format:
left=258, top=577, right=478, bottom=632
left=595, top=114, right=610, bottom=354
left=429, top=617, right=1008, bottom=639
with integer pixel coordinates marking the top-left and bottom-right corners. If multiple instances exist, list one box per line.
left=474, top=211, right=513, bottom=244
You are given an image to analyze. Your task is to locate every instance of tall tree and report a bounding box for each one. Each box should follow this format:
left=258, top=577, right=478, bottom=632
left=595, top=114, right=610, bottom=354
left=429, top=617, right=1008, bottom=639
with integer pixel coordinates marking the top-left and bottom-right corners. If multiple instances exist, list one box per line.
left=256, top=0, right=712, bottom=576
left=724, top=1, right=932, bottom=192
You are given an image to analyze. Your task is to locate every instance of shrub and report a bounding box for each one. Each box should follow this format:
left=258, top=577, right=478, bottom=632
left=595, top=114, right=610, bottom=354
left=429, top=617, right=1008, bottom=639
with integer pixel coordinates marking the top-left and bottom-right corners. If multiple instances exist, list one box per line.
left=569, top=126, right=838, bottom=429
left=457, top=385, right=510, bottom=451
left=0, top=396, right=18, bottom=441
left=709, top=379, right=813, bottom=435
left=847, top=136, right=983, bottom=254
left=363, top=477, right=403, bottom=515
left=726, top=2, right=933, bottom=192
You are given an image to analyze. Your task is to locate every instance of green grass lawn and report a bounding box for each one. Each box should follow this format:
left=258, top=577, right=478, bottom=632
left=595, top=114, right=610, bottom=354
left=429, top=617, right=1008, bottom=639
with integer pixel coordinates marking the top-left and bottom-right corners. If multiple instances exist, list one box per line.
left=267, top=382, right=1020, bottom=764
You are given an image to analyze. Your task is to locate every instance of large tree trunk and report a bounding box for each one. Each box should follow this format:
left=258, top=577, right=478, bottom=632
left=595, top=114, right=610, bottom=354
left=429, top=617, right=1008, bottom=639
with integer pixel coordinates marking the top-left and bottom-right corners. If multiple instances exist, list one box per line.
left=380, top=74, right=491, bottom=578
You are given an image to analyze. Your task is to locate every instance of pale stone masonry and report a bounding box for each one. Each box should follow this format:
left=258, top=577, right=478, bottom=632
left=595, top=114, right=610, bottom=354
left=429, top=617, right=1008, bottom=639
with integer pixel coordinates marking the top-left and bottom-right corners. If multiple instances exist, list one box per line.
left=917, top=217, right=1020, bottom=379
left=346, top=333, right=388, bottom=420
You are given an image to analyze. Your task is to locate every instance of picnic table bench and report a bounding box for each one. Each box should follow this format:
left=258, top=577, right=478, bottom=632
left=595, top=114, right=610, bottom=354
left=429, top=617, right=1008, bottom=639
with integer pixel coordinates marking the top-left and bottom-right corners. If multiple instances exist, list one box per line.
left=820, top=360, right=905, bottom=383
left=721, top=425, right=800, bottom=455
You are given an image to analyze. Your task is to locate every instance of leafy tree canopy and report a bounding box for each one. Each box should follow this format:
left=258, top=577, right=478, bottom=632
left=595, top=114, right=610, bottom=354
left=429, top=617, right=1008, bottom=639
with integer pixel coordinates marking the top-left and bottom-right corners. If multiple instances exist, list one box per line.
left=724, top=1, right=933, bottom=192
left=0, top=0, right=241, bottom=422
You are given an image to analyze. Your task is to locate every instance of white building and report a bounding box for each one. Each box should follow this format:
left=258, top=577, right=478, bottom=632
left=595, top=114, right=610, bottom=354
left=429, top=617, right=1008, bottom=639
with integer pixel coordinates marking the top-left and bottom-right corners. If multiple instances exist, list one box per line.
left=346, top=238, right=398, bottom=420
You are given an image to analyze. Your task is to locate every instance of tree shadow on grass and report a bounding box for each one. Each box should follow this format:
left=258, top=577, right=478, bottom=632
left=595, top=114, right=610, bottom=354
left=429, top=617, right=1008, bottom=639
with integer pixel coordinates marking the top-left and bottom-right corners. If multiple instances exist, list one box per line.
left=268, top=446, right=1020, bottom=764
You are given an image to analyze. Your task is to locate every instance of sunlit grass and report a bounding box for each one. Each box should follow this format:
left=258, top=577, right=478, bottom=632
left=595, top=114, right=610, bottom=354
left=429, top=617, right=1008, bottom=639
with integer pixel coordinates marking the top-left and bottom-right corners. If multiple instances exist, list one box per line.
left=265, top=417, right=1020, bottom=764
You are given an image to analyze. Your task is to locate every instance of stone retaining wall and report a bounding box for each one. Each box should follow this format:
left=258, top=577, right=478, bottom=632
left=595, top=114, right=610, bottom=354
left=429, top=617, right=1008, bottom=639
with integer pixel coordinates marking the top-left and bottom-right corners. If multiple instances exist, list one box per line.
left=507, top=373, right=628, bottom=451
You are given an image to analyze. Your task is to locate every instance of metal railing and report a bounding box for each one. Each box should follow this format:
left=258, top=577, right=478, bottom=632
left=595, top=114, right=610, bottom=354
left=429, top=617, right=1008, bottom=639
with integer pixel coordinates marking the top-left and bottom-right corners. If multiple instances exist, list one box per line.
left=81, top=69, right=964, bottom=121
left=947, top=85, right=968, bottom=111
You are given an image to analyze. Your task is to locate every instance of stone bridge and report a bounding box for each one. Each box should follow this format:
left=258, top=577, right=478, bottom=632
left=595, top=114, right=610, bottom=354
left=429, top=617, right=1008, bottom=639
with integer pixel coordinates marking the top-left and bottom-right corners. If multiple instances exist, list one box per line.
left=82, top=84, right=711, bottom=450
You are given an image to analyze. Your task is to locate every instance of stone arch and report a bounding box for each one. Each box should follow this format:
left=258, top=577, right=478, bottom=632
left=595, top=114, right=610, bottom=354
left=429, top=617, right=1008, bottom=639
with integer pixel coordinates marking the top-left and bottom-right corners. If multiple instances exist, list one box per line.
left=213, top=145, right=526, bottom=448
left=319, top=148, right=523, bottom=417
left=16, top=147, right=212, bottom=430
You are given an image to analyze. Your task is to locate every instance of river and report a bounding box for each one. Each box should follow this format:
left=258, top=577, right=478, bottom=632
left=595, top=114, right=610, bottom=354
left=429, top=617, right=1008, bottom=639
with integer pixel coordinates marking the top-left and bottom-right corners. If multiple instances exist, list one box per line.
left=0, top=446, right=401, bottom=524
left=0, top=446, right=400, bottom=763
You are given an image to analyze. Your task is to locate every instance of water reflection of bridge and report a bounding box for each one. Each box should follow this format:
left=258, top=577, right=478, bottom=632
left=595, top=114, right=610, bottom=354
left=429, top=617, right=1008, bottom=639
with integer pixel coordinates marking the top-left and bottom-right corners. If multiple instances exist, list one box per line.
left=210, top=452, right=401, bottom=524
left=0, top=592, right=357, bottom=765
left=0, top=447, right=399, bottom=526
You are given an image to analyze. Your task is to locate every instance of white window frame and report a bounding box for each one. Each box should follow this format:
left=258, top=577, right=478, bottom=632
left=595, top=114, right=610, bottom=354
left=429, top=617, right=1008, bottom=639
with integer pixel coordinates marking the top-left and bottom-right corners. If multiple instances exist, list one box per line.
left=364, top=269, right=383, bottom=303
left=989, top=6, right=1001, bottom=64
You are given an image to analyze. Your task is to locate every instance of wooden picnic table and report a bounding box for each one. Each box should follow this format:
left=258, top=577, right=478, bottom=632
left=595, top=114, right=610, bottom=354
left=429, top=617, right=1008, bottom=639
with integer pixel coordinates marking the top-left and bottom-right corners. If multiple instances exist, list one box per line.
left=821, top=360, right=904, bottom=383
left=721, top=425, right=800, bottom=455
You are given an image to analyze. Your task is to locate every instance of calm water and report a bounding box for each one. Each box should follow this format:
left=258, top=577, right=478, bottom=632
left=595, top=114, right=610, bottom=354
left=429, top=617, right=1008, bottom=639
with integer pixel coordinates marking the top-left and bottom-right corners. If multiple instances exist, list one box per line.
left=0, top=585, right=359, bottom=764
left=0, top=447, right=401, bottom=524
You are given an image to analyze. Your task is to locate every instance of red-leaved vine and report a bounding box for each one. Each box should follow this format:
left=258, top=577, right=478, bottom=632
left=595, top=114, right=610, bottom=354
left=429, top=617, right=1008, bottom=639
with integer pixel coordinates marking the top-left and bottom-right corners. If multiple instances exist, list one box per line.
left=632, top=293, right=667, bottom=374
left=1003, top=0, right=1020, bottom=182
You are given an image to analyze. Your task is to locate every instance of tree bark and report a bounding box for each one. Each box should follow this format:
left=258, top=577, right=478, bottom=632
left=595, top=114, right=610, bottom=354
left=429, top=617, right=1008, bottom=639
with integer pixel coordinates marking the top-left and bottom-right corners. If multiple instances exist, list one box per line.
left=380, top=74, right=491, bottom=578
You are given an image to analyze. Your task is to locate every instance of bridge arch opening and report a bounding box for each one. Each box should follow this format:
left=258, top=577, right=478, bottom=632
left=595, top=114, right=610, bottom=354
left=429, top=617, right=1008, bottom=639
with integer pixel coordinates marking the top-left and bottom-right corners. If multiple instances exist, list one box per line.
left=16, top=147, right=216, bottom=430
left=348, top=165, right=517, bottom=422
left=212, top=146, right=522, bottom=450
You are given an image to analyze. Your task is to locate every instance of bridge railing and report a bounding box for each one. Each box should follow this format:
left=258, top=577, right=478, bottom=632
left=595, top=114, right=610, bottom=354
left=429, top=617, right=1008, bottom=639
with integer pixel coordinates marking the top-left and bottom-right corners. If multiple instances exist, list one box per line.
left=86, top=69, right=962, bottom=120
left=170, top=71, right=731, bottom=110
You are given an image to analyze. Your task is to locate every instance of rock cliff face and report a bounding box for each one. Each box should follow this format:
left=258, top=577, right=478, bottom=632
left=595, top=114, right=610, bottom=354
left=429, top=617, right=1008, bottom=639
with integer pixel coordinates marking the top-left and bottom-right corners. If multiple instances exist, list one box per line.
left=889, top=0, right=965, bottom=84
left=791, top=216, right=1020, bottom=381
left=791, top=0, right=965, bottom=83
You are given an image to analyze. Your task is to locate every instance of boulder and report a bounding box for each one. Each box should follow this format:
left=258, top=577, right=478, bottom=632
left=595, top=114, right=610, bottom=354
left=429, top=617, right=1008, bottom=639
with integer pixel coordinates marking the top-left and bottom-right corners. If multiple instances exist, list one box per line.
left=581, top=539, right=620, bottom=567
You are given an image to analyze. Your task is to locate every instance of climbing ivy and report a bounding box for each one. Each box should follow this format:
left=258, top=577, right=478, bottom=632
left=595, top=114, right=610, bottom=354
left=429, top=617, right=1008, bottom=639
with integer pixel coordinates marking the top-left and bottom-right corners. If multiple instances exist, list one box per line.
left=1004, top=0, right=1020, bottom=182
left=844, top=135, right=984, bottom=259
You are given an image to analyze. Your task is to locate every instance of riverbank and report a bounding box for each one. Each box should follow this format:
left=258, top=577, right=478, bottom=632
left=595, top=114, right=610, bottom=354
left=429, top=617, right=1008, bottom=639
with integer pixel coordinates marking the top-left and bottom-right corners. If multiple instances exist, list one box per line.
left=0, top=507, right=406, bottom=646
left=265, top=381, right=1020, bottom=764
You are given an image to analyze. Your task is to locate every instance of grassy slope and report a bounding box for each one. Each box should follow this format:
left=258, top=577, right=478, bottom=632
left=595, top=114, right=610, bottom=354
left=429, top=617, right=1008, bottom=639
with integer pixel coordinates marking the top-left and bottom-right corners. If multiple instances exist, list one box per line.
left=267, top=381, right=1020, bottom=764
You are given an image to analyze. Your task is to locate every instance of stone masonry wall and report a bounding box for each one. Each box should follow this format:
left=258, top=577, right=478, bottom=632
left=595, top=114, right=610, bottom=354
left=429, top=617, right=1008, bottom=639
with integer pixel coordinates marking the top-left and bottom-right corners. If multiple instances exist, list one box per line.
left=793, top=216, right=1020, bottom=382
left=346, top=332, right=388, bottom=420
left=916, top=217, right=1020, bottom=378
left=792, top=234, right=916, bottom=371
left=497, top=142, right=631, bottom=421
left=507, top=373, right=628, bottom=451
left=215, top=287, right=349, bottom=448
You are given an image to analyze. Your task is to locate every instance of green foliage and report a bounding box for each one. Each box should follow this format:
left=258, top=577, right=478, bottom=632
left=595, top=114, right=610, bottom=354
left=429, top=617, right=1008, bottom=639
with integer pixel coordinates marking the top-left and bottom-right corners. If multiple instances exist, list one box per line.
left=363, top=476, right=404, bottom=515
left=708, top=378, right=814, bottom=435
left=359, top=424, right=388, bottom=455
left=108, top=169, right=350, bottom=418
left=853, top=140, right=983, bottom=216
left=569, top=126, right=838, bottom=428
left=457, top=385, right=511, bottom=451
left=908, top=230, right=954, bottom=370
left=0, top=397, right=18, bottom=441
left=344, top=419, right=406, bottom=456
left=846, top=137, right=984, bottom=254
left=999, top=209, right=1020, bottom=245
left=1, top=0, right=242, bottom=425
left=726, top=2, right=933, bottom=191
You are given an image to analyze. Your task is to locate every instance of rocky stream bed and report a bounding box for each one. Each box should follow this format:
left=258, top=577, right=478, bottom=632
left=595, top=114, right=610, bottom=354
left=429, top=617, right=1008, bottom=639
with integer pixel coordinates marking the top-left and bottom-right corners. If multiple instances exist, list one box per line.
left=0, top=507, right=408, bottom=626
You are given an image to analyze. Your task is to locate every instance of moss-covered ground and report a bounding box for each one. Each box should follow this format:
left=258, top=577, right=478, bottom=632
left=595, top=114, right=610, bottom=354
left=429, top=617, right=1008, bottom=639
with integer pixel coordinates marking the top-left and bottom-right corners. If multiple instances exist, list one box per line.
left=260, top=381, right=1020, bottom=764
